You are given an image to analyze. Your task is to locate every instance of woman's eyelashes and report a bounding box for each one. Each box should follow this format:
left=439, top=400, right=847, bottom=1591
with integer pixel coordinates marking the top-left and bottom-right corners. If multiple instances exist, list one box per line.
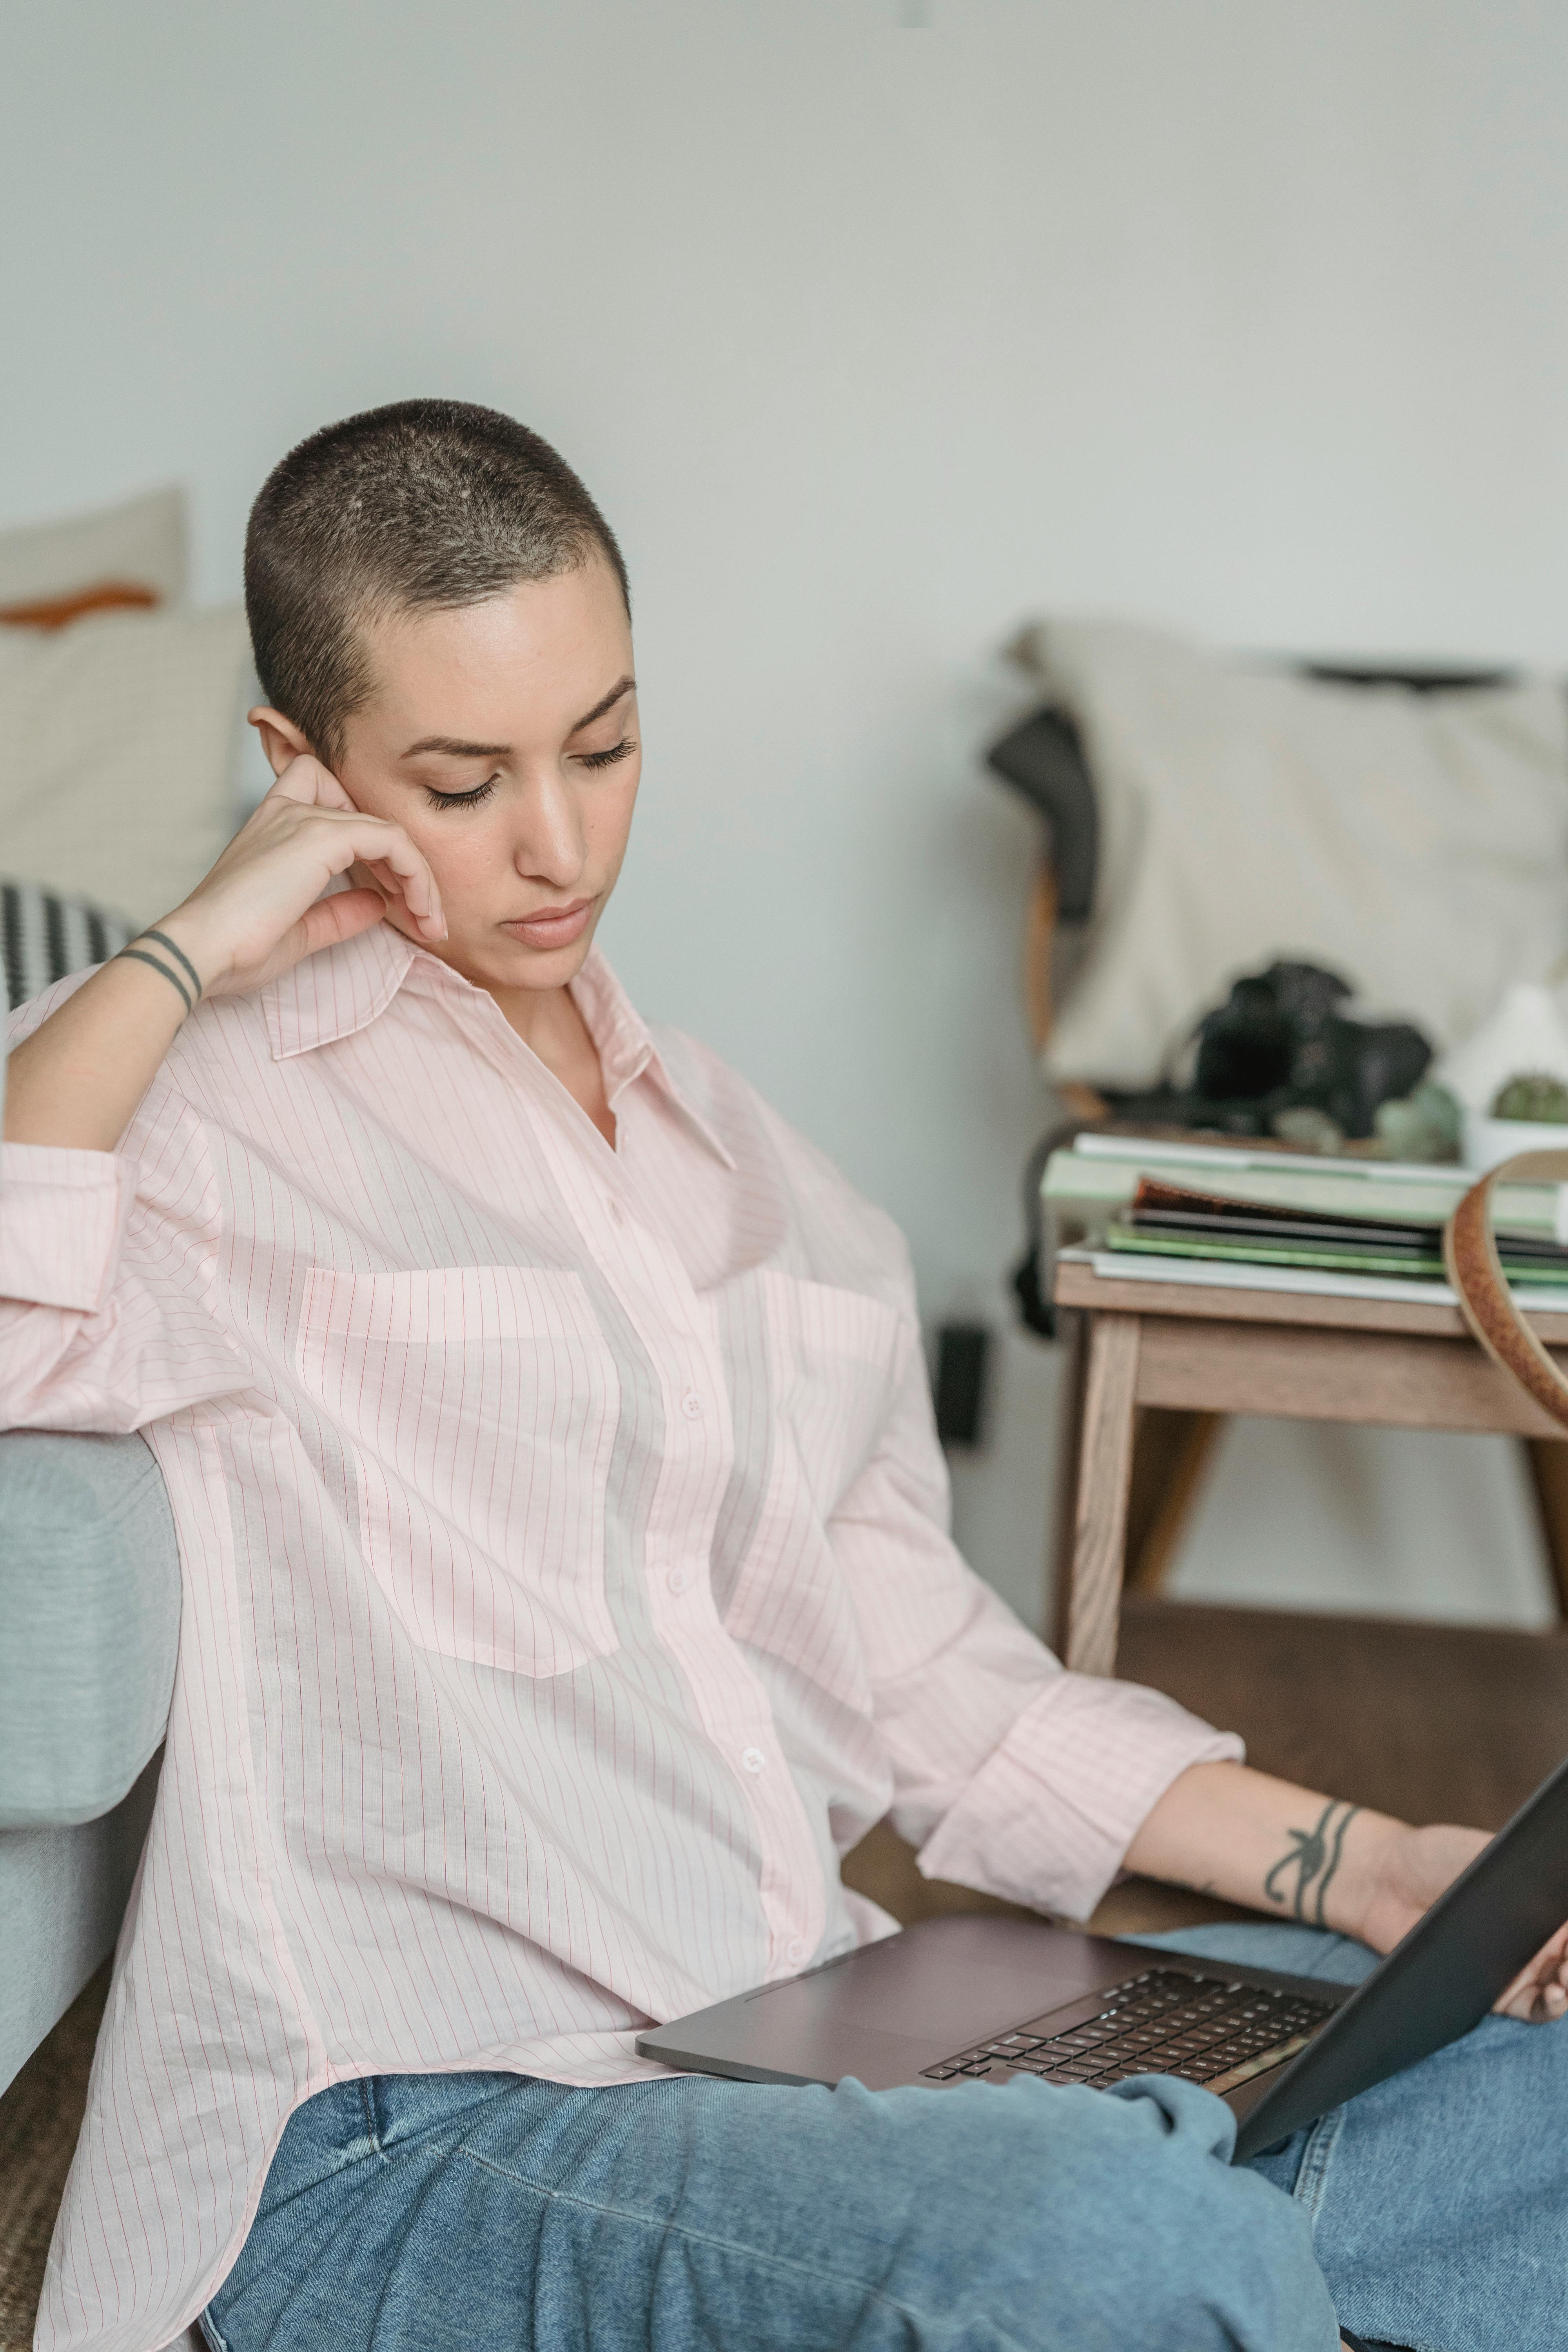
left=578, top=737, right=637, bottom=771
left=423, top=775, right=498, bottom=811
left=421, top=740, right=634, bottom=808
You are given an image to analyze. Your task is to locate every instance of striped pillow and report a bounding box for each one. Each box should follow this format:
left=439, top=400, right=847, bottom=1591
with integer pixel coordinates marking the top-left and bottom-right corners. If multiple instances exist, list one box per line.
left=2, top=877, right=132, bottom=1012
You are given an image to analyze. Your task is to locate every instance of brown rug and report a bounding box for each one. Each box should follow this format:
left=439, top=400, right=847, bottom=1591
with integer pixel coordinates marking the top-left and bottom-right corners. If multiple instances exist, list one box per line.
left=0, top=1967, right=109, bottom=2350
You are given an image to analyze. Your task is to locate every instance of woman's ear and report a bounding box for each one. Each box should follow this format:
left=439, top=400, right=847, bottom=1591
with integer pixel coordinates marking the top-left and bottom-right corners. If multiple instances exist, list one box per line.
left=249, top=706, right=315, bottom=779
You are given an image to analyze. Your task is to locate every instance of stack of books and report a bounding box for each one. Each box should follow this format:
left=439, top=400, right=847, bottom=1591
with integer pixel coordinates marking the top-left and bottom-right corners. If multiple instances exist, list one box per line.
left=1043, top=1134, right=1568, bottom=1310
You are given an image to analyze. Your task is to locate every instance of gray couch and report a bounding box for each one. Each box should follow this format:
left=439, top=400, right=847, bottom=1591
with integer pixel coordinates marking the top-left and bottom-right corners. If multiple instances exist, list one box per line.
left=1, top=950, right=185, bottom=2095
left=0, top=1430, right=181, bottom=2092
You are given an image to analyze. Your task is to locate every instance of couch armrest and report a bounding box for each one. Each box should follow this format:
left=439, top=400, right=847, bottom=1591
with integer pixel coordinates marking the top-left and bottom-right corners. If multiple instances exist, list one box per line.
left=0, top=1430, right=180, bottom=1828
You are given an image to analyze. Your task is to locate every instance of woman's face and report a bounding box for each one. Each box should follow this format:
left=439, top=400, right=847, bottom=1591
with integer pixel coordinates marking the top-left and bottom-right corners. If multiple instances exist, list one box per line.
left=327, top=554, right=640, bottom=997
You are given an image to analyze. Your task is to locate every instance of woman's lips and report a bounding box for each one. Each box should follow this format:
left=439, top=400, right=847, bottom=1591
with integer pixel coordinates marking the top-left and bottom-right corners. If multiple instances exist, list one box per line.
left=501, top=898, right=594, bottom=950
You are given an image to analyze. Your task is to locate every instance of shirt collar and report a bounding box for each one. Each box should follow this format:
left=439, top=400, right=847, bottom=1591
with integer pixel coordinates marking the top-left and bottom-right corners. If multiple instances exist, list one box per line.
left=263, top=926, right=736, bottom=1171
left=262, top=921, right=415, bottom=1060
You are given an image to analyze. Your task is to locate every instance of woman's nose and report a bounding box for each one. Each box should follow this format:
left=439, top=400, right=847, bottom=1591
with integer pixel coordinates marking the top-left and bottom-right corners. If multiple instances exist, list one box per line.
left=510, top=775, right=584, bottom=884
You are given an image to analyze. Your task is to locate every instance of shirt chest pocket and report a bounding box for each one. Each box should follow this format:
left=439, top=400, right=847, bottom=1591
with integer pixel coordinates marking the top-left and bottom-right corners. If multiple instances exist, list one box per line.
left=296, top=1265, right=621, bottom=1678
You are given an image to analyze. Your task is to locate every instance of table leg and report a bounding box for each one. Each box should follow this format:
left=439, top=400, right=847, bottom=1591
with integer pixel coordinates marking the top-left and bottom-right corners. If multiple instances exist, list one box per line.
left=1049, top=1308, right=1087, bottom=1654
left=1522, top=1438, right=1568, bottom=1622
left=1125, top=1409, right=1225, bottom=1595
left=1064, top=1313, right=1142, bottom=1676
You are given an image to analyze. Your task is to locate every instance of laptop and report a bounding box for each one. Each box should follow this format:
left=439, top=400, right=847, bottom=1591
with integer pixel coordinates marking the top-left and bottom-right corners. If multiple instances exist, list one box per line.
left=638, top=1748, right=1568, bottom=2163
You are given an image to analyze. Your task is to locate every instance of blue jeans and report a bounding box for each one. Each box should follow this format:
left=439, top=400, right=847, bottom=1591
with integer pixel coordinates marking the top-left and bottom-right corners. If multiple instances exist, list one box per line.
left=201, top=1925, right=1568, bottom=2352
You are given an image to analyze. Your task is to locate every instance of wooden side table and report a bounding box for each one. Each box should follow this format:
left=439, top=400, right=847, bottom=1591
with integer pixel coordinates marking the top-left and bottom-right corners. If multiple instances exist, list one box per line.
left=1051, top=1259, right=1568, bottom=1676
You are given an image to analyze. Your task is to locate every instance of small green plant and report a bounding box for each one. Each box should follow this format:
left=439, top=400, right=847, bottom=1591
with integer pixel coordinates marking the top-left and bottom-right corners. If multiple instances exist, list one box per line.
left=1491, top=1071, right=1568, bottom=1123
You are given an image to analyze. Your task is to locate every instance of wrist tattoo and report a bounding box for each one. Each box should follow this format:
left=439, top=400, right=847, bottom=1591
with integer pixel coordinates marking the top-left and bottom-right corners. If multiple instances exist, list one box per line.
left=1263, top=1799, right=1361, bottom=1926
left=117, top=928, right=203, bottom=1018
left=141, top=928, right=203, bottom=1002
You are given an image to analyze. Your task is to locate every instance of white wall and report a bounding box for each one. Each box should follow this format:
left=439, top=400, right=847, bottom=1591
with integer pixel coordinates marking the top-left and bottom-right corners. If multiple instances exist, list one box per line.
left=4, top=0, right=1566, bottom=1614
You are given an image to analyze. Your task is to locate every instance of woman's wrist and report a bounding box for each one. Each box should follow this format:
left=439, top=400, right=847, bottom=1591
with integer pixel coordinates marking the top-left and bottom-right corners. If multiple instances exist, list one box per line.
left=1307, top=1806, right=1405, bottom=1941
left=116, top=925, right=204, bottom=1018
left=143, top=906, right=226, bottom=999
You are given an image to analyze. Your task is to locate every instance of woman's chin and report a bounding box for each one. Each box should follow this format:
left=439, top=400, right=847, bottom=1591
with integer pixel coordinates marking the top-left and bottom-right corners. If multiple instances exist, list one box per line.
left=450, top=929, right=598, bottom=995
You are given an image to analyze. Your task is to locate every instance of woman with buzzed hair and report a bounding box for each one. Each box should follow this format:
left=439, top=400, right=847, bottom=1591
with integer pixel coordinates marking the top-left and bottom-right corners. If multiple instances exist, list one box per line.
left=5, top=401, right=1565, bottom=2352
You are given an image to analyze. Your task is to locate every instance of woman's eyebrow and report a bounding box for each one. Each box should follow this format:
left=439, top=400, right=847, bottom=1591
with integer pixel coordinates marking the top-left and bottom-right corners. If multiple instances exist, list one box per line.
left=568, top=675, right=636, bottom=735
left=399, top=678, right=633, bottom=761
left=401, top=735, right=512, bottom=759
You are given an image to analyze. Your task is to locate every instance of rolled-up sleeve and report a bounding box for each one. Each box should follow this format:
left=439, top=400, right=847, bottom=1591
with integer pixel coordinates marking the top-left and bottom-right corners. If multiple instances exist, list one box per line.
left=915, top=1672, right=1242, bottom=1920
left=3, top=983, right=248, bottom=1431
left=0, top=1132, right=248, bottom=1432
left=0, top=1142, right=136, bottom=1311
left=834, top=1321, right=1241, bottom=1922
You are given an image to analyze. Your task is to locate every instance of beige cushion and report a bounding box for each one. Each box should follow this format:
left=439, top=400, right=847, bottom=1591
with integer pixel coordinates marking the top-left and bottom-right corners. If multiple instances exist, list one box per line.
left=0, top=485, right=186, bottom=611
left=1017, top=619, right=1568, bottom=1088
left=0, top=605, right=250, bottom=928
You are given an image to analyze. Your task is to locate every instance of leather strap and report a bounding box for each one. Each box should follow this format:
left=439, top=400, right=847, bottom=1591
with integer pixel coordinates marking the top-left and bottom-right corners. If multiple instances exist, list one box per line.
left=1443, top=1150, right=1568, bottom=1432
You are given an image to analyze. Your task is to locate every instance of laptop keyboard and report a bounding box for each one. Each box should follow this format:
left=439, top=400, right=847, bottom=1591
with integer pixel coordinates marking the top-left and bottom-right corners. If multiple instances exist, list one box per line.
left=921, top=1968, right=1337, bottom=2096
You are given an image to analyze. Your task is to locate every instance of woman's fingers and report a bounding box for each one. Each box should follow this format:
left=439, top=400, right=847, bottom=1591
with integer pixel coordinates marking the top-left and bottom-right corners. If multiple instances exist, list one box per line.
left=292, top=889, right=390, bottom=961
left=346, top=825, right=445, bottom=940
left=264, top=755, right=446, bottom=927
left=266, top=751, right=360, bottom=813
left=1496, top=1922, right=1568, bottom=2020
left=283, top=808, right=443, bottom=943
left=262, top=763, right=444, bottom=939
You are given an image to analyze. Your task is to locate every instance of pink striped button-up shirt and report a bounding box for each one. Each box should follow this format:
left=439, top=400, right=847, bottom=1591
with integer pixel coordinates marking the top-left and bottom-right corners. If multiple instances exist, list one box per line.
left=1, top=926, right=1238, bottom=2352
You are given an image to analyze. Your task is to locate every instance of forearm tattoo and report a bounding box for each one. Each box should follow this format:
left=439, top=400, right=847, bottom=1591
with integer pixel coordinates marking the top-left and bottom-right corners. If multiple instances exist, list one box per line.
left=1263, top=1798, right=1361, bottom=1926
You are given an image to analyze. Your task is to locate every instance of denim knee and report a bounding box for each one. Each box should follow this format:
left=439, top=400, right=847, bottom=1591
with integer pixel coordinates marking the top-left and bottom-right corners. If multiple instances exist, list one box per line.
left=1065, top=2079, right=1339, bottom=2350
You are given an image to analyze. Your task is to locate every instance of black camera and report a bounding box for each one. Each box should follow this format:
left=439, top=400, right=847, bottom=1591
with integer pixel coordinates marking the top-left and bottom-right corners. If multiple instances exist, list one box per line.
left=1080, top=959, right=1432, bottom=1142
left=1186, top=960, right=1432, bottom=1140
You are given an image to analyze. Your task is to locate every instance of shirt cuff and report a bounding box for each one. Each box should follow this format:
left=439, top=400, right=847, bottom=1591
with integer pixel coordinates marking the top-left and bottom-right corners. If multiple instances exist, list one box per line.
left=0, top=1143, right=135, bottom=1312
left=915, top=1672, right=1244, bottom=1922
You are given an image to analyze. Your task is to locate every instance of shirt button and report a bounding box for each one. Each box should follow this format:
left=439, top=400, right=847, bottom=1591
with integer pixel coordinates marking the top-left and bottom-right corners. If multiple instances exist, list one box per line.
left=666, top=1565, right=693, bottom=1596
left=786, top=1936, right=808, bottom=1965
left=604, top=1196, right=626, bottom=1227
left=681, top=1390, right=704, bottom=1419
left=740, top=1746, right=766, bottom=1774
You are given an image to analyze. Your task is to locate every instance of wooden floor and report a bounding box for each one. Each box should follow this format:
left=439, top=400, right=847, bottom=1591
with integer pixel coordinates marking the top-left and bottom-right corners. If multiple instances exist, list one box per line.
left=1117, top=1593, right=1568, bottom=1831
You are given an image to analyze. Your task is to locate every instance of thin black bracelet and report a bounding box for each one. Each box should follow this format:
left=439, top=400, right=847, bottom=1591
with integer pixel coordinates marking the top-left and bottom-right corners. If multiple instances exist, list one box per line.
left=138, top=927, right=203, bottom=1003
left=117, top=945, right=194, bottom=1016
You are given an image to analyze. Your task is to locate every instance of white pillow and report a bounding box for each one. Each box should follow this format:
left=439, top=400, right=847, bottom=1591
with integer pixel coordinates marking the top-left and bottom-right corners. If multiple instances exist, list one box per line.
left=1018, top=619, right=1568, bottom=1088
left=0, top=484, right=187, bottom=609
left=0, top=604, right=250, bottom=928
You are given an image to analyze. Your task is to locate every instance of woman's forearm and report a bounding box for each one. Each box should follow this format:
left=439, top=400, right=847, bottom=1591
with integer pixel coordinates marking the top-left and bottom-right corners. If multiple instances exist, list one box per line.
left=3, top=929, right=199, bottom=1151
left=1128, top=1759, right=1568, bottom=2018
left=1123, top=1760, right=1405, bottom=1941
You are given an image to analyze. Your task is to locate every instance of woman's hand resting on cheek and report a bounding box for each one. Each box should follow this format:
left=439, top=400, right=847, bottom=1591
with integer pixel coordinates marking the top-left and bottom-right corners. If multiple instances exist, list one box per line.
left=156, top=753, right=446, bottom=998
left=3, top=754, right=445, bottom=1155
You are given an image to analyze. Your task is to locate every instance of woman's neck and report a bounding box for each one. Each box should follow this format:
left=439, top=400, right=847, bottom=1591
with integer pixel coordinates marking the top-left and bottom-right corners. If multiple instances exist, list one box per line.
left=491, top=977, right=616, bottom=1149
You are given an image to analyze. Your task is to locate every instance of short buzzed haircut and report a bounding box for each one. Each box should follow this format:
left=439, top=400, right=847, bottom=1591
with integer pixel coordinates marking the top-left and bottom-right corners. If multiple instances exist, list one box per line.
left=245, top=399, right=629, bottom=765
